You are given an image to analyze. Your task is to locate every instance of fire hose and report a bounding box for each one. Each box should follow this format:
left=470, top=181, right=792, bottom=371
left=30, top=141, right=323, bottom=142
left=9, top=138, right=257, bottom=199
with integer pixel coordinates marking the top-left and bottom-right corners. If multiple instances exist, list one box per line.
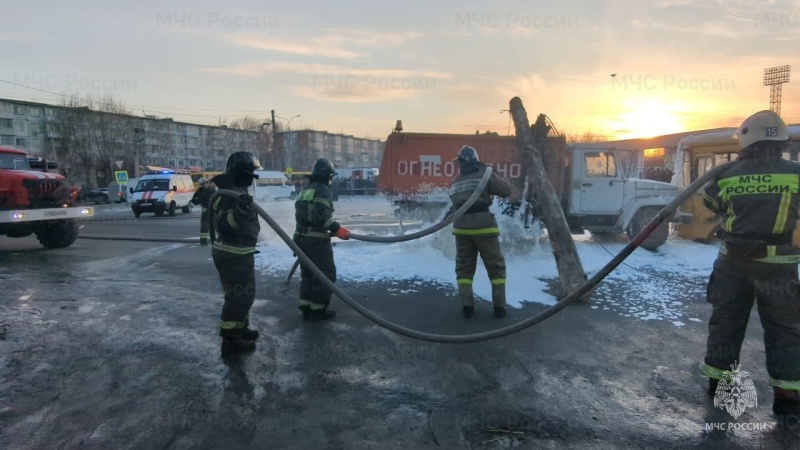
left=212, top=161, right=735, bottom=343
left=281, top=166, right=494, bottom=282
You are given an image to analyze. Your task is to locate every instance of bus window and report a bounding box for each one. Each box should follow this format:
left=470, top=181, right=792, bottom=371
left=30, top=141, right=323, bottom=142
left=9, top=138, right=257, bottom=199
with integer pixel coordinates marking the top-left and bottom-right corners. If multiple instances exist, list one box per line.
left=693, top=156, right=713, bottom=181
left=714, top=153, right=736, bottom=166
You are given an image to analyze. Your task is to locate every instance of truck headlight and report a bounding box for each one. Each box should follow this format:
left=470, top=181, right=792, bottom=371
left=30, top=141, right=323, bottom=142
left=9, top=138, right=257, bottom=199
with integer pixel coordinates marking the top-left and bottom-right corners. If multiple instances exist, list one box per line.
left=80, top=208, right=92, bottom=216
left=11, top=211, right=24, bottom=221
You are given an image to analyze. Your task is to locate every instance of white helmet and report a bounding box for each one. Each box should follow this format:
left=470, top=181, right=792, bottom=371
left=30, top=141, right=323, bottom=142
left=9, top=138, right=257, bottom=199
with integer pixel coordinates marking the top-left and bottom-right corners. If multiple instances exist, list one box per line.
left=734, top=110, right=789, bottom=149
left=198, top=177, right=209, bottom=185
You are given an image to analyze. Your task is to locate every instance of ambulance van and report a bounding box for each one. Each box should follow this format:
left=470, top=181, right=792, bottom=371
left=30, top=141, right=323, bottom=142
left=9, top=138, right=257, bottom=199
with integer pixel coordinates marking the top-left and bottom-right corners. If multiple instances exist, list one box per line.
left=129, top=172, right=195, bottom=217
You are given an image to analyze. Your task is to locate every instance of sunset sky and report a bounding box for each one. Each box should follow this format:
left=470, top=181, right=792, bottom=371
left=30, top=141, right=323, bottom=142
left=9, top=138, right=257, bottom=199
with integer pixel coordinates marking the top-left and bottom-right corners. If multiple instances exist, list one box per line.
left=1, top=0, right=798, bottom=141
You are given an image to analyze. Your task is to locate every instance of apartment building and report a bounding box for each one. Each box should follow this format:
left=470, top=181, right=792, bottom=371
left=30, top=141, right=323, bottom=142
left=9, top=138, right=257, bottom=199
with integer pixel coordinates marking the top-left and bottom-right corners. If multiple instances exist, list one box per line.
left=274, top=129, right=384, bottom=172
left=0, top=98, right=259, bottom=175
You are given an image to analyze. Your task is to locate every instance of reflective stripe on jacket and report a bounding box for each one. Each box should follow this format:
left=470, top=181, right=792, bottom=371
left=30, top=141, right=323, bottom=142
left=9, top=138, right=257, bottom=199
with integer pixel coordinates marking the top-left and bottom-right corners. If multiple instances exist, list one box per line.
left=449, top=165, right=511, bottom=236
left=294, top=181, right=340, bottom=241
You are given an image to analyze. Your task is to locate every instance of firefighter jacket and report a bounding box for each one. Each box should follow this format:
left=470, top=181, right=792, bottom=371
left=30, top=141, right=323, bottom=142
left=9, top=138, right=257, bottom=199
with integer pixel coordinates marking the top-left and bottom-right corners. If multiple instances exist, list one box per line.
left=449, top=164, right=511, bottom=237
left=191, top=185, right=216, bottom=211
left=703, top=157, right=800, bottom=263
left=294, top=180, right=341, bottom=242
left=209, top=173, right=260, bottom=255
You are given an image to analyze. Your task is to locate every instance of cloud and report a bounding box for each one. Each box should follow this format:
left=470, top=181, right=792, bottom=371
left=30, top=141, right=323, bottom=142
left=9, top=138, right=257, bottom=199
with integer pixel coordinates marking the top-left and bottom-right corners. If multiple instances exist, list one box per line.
left=200, top=61, right=452, bottom=79
left=227, top=28, right=423, bottom=60
left=228, top=36, right=362, bottom=59
left=200, top=61, right=451, bottom=103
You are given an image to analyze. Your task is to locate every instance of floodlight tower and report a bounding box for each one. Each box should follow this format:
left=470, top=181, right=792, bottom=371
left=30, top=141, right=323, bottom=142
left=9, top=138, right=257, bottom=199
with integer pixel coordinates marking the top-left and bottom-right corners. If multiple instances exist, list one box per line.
left=763, top=65, right=790, bottom=115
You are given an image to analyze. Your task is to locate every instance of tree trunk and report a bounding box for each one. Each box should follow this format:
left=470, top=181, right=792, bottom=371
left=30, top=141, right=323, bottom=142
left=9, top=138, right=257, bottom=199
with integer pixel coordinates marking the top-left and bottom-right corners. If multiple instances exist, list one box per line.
left=509, top=97, right=588, bottom=298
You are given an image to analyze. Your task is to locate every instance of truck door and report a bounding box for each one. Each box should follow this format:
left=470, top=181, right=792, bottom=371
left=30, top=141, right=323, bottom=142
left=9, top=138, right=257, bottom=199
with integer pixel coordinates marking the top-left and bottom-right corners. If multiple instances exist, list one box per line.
left=572, top=150, right=625, bottom=213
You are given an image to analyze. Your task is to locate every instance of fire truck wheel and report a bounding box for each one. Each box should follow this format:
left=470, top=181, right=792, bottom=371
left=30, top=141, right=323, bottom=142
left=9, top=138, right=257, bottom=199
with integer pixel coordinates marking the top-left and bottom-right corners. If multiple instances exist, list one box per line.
left=35, top=220, right=79, bottom=249
left=168, top=202, right=176, bottom=216
left=628, top=207, right=668, bottom=251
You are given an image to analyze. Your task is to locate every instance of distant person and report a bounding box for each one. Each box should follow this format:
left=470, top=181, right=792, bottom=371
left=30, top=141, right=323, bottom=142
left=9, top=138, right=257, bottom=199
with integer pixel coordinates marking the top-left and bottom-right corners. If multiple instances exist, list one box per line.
left=209, top=152, right=262, bottom=356
left=191, top=177, right=216, bottom=246
left=699, top=110, right=800, bottom=416
left=448, top=145, right=511, bottom=318
left=293, top=158, right=350, bottom=321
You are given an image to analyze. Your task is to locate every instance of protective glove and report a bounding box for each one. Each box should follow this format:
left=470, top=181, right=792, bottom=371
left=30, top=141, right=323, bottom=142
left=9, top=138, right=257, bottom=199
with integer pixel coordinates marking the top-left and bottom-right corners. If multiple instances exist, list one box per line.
left=335, top=226, right=351, bottom=240
left=237, top=194, right=253, bottom=210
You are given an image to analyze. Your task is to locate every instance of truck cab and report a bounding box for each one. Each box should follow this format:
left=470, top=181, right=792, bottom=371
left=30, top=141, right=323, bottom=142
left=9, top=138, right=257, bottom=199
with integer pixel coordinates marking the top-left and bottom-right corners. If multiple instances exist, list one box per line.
left=566, top=146, right=679, bottom=247
left=0, top=147, right=93, bottom=247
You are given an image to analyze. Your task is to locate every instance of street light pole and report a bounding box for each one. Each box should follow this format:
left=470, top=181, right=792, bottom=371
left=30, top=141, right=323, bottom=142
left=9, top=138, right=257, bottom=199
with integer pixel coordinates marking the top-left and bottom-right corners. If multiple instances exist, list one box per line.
left=274, top=114, right=301, bottom=171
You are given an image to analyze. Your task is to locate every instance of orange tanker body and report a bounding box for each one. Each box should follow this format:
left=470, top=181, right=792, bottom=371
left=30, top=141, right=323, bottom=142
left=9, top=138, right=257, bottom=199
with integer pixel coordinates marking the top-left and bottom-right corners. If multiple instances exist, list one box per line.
left=378, top=131, right=527, bottom=220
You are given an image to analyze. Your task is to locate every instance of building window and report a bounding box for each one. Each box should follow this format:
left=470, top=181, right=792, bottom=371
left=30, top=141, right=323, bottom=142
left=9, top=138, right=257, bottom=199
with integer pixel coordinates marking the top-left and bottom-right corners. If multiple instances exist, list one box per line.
left=29, top=107, right=41, bottom=117
left=0, top=118, right=12, bottom=129
left=0, top=135, right=15, bottom=145
left=46, top=107, right=57, bottom=116
left=15, top=137, right=28, bottom=147
left=13, top=105, right=26, bottom=115
left=0, top=103, right=12, bottom=113
left=14, top=121, right=26, bottom=132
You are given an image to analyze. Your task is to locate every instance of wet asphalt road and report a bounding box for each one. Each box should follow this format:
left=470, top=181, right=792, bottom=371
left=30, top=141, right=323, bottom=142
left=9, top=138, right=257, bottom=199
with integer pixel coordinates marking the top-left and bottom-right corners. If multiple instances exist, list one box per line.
left=1, top=203, right=799, bottom=449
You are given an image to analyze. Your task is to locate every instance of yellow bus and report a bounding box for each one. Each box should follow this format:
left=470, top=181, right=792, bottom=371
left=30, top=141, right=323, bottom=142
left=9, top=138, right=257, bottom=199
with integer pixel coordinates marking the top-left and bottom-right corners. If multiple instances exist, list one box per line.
left=190, top=171, right=222, bottom=189
left=674, top=126, right=800, bottom=243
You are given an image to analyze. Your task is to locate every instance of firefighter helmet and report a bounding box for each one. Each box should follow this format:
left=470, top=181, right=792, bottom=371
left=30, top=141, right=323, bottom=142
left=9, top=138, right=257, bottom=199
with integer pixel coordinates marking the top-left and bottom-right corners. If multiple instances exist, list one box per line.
left=456, top=145, right=480, bottom=165
left=198, top=177, right=209, bottom=185
left=310, top=158, right=337, bottom=181
left=734, top=110, right=789, bottom=149
left=225, top=152, right=262, bottom=179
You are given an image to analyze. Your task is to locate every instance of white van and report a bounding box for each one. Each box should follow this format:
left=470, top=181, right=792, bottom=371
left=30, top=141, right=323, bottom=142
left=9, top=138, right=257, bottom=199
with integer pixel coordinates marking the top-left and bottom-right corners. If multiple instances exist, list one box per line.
left=129, top=172, right=195, bottom=217
left=253, top=170, right=295, bottom=200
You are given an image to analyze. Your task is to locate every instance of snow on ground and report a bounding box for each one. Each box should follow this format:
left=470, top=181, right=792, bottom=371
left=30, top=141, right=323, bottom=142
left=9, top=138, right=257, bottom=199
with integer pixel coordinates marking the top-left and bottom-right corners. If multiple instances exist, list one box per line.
left=253, top=196, right=720, bottom=325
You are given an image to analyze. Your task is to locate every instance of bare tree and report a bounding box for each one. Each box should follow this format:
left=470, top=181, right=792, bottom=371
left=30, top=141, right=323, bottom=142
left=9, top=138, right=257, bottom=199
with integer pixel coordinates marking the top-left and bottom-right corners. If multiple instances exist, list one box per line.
left=50, top=94, right=133, bottom=187
left=229, top=115, right=276, bottom=169
left=566, top=130, right=610, bottom=144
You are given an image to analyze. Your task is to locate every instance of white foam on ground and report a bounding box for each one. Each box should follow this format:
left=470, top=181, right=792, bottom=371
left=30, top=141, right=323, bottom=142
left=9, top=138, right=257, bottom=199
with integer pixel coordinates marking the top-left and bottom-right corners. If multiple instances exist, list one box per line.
left=254, top=196, right=720, bottom=325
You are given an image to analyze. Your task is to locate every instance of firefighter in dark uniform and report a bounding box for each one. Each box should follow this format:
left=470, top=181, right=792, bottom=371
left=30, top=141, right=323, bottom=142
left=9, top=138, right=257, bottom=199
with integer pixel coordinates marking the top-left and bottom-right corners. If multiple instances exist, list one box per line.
left=209, top=152, right=262, bottom=355
left=294, top=158, right=351, bottom=321
left=700, top=110, right=800, bottom=416
left=448, top=145, right=512, bottom=319
left=191, top=177, right=216, bottom=246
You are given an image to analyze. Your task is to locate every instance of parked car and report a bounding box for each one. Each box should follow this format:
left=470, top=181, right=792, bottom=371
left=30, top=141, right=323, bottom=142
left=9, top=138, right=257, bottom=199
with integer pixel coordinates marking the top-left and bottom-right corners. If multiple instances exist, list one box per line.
left=84, top=188, right=109, bottom=204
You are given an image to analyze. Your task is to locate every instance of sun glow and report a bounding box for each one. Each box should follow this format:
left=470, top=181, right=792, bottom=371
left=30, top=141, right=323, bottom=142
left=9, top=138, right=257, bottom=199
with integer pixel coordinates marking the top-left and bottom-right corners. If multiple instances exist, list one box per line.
left=606, top=100, right=686, bottom=140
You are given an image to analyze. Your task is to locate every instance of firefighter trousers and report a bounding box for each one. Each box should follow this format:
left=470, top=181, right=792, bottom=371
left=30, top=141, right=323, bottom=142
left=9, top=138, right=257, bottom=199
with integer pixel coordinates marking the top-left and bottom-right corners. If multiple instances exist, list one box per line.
left=298, top=239, right=337, bottom=308
left=200, top=207, right=209, bottom=244
left=455, top=234, right=506, bottom=308
left=702, top=254, right=800, bottom=389
left=213, top=251, right=256, bottom=331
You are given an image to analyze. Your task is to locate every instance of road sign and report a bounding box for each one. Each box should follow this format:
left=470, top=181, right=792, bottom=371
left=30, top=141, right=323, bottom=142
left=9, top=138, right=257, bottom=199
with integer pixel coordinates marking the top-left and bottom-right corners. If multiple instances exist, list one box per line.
left=114, top=171, right=129, bottom=183
left=115, top=160, right=124, bottom=169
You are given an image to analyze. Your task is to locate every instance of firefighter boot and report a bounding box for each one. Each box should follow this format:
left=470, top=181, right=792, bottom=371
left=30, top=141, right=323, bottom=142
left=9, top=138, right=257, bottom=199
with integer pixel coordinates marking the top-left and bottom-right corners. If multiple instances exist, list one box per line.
left=492, top=284, right=506, bottom=318
left=309, top=304, right=336, bottom=321
left=220, top=330, right=256, bottom=356
left=200, top=238, right=208, bottom=246
left=458, top=284, right=474, bottom=318
left=298, top=300, right=311, bottom=320
left=241, top=318, right=259, bottom=341
left=773, top=388, right=800, bottom=415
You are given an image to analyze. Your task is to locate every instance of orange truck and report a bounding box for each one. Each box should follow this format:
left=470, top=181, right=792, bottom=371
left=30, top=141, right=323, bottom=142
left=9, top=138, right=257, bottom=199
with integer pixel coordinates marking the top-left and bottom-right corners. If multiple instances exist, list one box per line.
left=378, top=127, right=685, bottom=250
left=378, top=132, right=527, bottom=221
